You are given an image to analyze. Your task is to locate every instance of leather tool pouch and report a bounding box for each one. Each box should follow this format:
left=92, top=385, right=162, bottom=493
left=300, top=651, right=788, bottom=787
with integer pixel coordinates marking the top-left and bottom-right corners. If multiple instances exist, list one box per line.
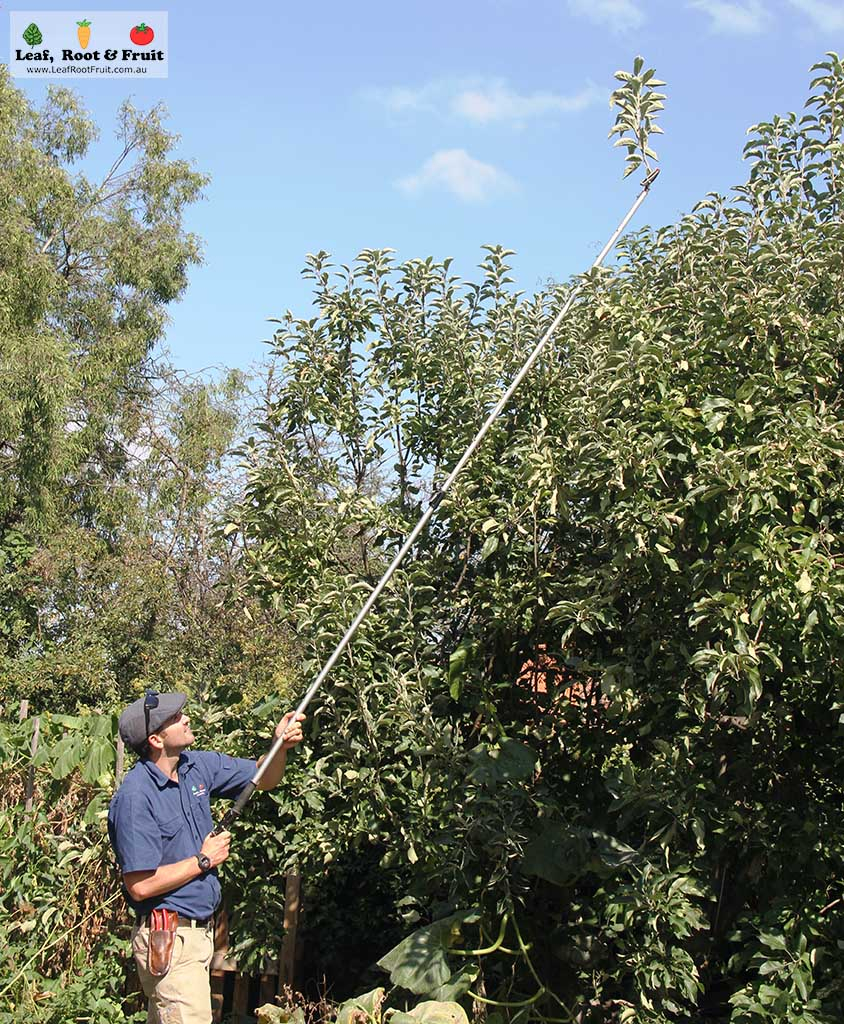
left=148, top=908, right=179, bottom=976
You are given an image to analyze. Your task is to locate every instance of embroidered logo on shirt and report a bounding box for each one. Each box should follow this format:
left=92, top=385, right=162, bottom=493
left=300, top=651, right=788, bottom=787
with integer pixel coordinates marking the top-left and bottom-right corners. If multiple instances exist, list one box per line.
left=191, top=782, right=208, bottom=799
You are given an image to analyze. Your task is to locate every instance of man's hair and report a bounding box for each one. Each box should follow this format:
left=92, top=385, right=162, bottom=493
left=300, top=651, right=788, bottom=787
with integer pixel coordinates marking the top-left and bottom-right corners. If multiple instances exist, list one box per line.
left=136, top=739, right=151, bottom=759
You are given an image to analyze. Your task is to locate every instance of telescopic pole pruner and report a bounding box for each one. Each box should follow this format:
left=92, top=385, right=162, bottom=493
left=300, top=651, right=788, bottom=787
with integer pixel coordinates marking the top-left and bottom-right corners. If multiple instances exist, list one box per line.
left=212, top=167, right=660, bottom=836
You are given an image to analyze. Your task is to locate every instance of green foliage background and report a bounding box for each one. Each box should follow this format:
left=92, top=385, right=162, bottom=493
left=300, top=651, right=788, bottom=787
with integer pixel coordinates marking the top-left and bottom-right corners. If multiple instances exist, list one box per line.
left=2, top=55, right=844, bottom=1024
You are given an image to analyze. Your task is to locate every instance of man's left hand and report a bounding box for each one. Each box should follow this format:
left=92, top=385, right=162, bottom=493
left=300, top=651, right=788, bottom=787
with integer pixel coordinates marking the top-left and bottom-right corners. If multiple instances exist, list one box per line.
left=274, top=712, right=305, bottom=751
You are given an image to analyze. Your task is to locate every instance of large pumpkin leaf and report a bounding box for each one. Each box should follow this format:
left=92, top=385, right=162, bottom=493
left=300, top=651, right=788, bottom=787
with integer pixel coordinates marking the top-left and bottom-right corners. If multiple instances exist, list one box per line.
left=255, top=1006, right=305, bottom=1024
left=522, top=823, right=637, bottom=885
left=429, top=965, right=478, bottom=1002
left=377, top=910, right=480, bottom=996
left=407, top=1002, right=470, bottom=1024
left=522, top=823, right=592, bottom=886
left=336, top=987, right=385, bottom=1024
left=467, top=739, right=537, bottom=789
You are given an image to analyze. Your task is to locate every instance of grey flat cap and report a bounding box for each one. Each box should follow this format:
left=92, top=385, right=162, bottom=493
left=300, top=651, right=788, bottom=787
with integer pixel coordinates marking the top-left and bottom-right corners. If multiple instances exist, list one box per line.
left=118, top=690, right=187, bottom=753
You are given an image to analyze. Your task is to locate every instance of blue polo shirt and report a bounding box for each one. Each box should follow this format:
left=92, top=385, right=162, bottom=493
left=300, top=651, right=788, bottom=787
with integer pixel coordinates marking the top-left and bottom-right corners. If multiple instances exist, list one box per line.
left=107, top=750, right=256, bottom=919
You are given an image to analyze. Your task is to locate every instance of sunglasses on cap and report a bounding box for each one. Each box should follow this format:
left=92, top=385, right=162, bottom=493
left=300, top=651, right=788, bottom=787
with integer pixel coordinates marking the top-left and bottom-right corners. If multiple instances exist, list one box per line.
left=143, top=689, right=159, bottom=738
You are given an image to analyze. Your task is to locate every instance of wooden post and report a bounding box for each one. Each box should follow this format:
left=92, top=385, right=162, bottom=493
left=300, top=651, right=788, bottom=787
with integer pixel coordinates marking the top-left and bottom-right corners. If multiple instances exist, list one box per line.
left=115, top=733, right=125, bottom=785
left=19, top=701, right=38, bottom=812
left=210, top=971, right=225, bottom=1024
left=211, top=909, right=233, bottom=1023
left=278, top=871, right=301, bottom=994
left=25, top=716, right=39, bottom=812
left=259, top=973, right=277, bottom=1006
left=232, top=974, right=249, bottom=1023
left=211, top=908, right=238, bottom=972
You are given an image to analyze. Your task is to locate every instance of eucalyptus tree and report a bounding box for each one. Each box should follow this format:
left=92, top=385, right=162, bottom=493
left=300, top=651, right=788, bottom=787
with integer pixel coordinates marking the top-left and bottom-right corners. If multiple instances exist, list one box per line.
left=0, top=68, right=208, bottom=668
left=0, top=73, right=287, bottom=711
left=0, top=69, right=206, bottom=523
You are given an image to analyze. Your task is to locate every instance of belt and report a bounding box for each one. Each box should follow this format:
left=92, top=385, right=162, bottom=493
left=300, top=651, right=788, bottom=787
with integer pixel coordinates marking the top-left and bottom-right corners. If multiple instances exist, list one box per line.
left=136, top=912, right=214, bottom=929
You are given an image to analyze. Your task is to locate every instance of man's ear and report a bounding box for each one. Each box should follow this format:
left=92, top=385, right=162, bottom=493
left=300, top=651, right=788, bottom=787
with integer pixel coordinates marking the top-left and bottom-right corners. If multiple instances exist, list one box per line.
left=147, top=732, right=165, bottom=752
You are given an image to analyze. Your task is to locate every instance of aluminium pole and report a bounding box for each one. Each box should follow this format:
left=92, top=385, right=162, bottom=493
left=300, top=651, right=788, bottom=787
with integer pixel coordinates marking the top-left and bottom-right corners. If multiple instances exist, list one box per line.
left=213, top=168, right=660, bottom=835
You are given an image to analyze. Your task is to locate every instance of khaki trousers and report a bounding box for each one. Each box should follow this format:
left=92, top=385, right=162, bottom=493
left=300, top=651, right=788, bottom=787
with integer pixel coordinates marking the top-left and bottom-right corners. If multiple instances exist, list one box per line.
left=132, top=921, right=215, bottom=1024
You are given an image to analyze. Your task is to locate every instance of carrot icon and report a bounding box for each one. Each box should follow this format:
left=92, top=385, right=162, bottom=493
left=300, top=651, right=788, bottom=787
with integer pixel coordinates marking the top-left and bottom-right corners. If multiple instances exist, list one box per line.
left=76, top=19, right=91, bottom=49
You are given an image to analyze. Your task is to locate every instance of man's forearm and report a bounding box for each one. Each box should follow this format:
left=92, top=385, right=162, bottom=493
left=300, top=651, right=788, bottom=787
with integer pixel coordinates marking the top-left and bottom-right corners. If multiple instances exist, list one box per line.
left=255, top=746, right=288, bottom=790
left=124, top=857, right=202, bottom=903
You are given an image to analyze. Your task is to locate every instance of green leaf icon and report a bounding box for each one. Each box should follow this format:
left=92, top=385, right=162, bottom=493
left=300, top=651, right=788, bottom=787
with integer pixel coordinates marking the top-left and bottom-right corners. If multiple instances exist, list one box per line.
left=23, top=23, right=43, bottom=47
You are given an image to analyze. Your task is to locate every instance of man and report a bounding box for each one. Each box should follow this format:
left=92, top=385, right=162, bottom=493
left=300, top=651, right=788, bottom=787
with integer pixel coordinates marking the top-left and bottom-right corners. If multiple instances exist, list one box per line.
left=108, top=690, right=304, bottom=1024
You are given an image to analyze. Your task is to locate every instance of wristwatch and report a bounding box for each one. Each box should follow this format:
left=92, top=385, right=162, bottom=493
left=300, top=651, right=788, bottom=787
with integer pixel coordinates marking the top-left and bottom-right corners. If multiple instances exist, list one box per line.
left=196, top=853, right=212, bottom=873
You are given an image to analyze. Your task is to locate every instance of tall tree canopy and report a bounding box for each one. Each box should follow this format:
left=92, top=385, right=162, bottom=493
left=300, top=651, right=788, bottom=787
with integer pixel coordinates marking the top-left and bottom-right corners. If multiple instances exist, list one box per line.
left=233, top=54, right=844, bottom=1023
left=0, top=67, right=206, bottom=684
left=0, top=72, right=296, bottom=709
left=0, top=68, right=205, bottom=526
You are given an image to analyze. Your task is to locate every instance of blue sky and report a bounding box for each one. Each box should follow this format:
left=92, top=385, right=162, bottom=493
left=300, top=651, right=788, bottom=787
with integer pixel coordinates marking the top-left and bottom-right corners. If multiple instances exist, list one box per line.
left=4, top=0, right=843, bottom=373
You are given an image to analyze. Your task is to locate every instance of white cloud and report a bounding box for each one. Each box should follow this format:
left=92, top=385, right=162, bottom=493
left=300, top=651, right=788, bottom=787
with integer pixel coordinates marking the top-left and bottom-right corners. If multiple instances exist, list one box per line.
left=567, top=0, right=645, bottom=32
left=396, top=149, right=517, bottom=203
left=452, top=82, right=602, bottom=123
left=372, top=82, right=442, bottom=116
left=369, top=77, right=601, bottom=125
left=787, top=0, right=844, bottom=31
left=688, top=0, right=769, bottom=33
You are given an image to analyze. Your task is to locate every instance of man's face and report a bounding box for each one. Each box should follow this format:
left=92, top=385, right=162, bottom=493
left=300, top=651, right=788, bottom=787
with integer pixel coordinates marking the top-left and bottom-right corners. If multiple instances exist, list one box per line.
left=151, top=711, right=195, bottom=753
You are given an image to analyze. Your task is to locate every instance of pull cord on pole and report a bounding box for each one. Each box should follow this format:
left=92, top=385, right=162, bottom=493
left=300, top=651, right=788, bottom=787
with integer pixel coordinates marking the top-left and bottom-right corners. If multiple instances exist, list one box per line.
left=213, top=168, right=660, bottom=836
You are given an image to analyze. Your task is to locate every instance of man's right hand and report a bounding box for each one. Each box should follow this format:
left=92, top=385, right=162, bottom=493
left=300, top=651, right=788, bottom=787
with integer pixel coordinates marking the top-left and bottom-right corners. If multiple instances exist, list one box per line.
left=201, top=830, right=231, bottom=868
left=124, top=832, right=233, bottom=903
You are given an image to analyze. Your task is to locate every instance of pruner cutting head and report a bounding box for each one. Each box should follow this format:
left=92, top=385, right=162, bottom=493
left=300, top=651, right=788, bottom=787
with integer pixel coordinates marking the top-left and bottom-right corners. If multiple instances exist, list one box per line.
left=642, top=168, right=661, bottom=190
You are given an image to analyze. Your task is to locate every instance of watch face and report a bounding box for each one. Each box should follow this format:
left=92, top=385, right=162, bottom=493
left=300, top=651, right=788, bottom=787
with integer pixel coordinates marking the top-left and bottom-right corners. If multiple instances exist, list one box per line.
left=198, top=854, right=211, bottom=870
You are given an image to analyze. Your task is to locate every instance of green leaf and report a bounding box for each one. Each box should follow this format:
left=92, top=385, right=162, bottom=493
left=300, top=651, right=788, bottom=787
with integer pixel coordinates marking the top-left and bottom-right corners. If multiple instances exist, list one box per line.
left=81, top=735, right=115, bottom=784
left=479, top=534, right=499, bottom=560
left=377, top=911, right=479, bottom=996
left=405, top=1003, right=470, bottom=1024
left=522, top=824, right=637, bottom=884
left=591, top=830, right=638, bottom=869
left=447, top=644, right=471, bottom=700
left=429, top=966, right=478, bottom=1002
left=256, top=1006, right=305, bottom=1024
left=51, top=733, right=85, bottom=779
left=758, top=960, right=783, bottom=975
left=467, top=739, right=537, bottom=789
left=522, top=823, right=591, bottom=885
left=759, top=931, right=788, bottom=951
left=51, top=714, right=83, bottom=729
left=252, top=695, right=282, bottom=718
left=82, top=791, right=107, bottom=826
left=336, top=988, right=385, bottom=1024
